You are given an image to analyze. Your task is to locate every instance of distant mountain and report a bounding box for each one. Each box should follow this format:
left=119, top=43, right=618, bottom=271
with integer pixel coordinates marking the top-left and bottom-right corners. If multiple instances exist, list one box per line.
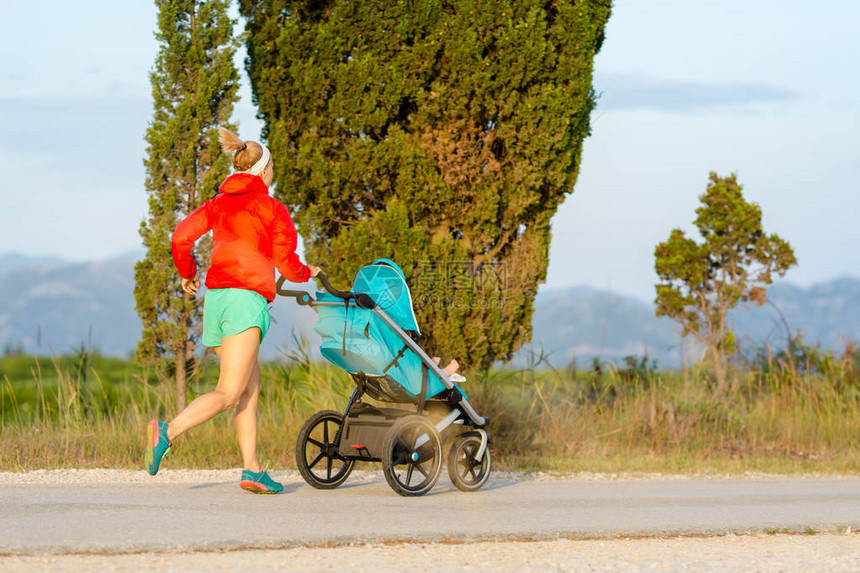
left=0, top=253, right=140, bottom=356
left=523, top=278, right=860, bottom=368
left=0, top=253, right=318, bottom=360
left=0, top=253, right=65, bottom=273
left=0, top=252, right=857, bottom=368
left=729, top=277, right=860, bottom=351
left=525, top=286, right=682, bottom=368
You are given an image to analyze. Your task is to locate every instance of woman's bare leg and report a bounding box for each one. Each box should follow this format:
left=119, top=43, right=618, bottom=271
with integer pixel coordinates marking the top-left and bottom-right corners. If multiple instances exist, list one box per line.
left=234, top=361, right=262, bottom=471
left=166, top=327, right=261, bottom=442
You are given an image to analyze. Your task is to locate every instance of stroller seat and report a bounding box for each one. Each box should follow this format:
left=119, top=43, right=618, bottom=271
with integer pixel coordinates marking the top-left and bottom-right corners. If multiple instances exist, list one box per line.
left=313, top=260, right=454, bottom=402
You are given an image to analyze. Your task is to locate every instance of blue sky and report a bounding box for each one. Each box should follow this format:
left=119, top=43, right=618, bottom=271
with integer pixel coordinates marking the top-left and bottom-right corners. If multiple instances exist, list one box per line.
left=1, top=1, right=857, bottom=300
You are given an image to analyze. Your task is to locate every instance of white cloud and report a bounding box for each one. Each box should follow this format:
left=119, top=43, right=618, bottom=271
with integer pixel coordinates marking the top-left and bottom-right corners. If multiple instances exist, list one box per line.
left=594, top=74, right=797, bottom=111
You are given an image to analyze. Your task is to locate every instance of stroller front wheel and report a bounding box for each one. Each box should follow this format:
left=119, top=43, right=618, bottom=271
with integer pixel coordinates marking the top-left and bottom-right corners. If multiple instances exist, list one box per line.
left=447, top=433, right=492, bottom=492
left=296, top=410, right=355, bottom=489
left=381, top=415, right=443, bottom=496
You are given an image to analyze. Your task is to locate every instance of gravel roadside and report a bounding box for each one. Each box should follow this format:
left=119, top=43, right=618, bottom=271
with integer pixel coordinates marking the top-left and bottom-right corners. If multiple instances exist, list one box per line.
left=1, top=468, right=856, bottom=485
left=2, top=469, right=856, bottom=572
left=2, top=534, right=858, bottom=573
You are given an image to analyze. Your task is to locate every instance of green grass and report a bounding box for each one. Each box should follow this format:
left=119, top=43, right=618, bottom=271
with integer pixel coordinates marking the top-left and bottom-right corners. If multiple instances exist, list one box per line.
left=0, top=350, right=857, bottom=474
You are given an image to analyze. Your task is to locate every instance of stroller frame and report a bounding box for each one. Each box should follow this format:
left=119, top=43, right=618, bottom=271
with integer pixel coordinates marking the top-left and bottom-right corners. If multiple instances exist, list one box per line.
left=278, top=272, right=492, bottom=496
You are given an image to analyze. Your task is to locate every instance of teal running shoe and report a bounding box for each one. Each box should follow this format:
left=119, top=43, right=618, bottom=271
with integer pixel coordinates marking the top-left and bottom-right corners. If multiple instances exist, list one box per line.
left=144, top=419, right=171, bottom=476
left=240, top=468, right=284, bottom=494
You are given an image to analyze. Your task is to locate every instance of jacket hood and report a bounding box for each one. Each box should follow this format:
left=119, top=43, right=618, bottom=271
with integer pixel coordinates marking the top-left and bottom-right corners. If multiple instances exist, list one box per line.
left=219, top=173, right=269, bottom=195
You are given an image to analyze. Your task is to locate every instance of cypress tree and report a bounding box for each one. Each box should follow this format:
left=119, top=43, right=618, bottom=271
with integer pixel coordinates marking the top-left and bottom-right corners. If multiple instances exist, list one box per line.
left=240, top=0, right=610, bottom=368
left=135, top=0, right=239, bottom=408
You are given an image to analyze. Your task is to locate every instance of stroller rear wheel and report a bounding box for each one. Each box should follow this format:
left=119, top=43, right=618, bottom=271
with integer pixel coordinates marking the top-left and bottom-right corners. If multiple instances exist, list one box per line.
left=296, top=410, right=355, bottom=489
left=447, top=433, right=492, bottom=492
left=381, top=415, right=442, bottom=497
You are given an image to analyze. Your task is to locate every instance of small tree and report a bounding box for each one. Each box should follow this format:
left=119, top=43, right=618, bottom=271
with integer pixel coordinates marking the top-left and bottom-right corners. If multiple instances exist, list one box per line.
left=135, top=0, right=239, bottom=408
left=654, top=172, right=797, bottom=396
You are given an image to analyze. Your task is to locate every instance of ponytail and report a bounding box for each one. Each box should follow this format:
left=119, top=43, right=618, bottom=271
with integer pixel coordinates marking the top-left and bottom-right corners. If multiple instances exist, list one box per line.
left=218, top=127, right=265, bottom=172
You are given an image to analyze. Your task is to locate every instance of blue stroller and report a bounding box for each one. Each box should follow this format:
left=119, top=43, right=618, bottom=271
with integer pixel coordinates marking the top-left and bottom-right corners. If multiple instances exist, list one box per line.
left=277, top=259, right=491, bottom=496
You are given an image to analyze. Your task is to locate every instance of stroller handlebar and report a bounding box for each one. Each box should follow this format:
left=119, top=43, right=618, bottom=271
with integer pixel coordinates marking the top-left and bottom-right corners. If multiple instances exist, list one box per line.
left=275, top=275, right=314, bottom=306
left=314, top=272, right=353, bottom=299
left=277, top=272, right=369, bottom=307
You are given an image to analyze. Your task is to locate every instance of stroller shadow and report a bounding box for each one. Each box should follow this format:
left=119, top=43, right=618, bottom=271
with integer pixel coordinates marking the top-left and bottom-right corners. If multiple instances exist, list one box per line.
left=323, top=471, right=515, bottom=496
left=472, top=478, right=514, bottom=492
left=432, top=478, right=516, bottom=495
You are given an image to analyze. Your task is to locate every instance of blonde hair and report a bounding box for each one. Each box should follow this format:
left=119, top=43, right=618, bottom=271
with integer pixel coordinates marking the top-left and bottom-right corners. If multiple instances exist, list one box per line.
left=218, top=127, right=268, bottom=172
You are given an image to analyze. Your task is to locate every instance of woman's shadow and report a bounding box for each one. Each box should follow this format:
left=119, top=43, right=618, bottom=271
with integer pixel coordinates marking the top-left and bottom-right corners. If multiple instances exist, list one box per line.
left=189, top=481, right=302, bottom=494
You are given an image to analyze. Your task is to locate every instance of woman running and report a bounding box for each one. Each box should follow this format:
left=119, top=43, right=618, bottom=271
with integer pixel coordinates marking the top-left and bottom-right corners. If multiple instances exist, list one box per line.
left=144, top=127, right=319, bottom=494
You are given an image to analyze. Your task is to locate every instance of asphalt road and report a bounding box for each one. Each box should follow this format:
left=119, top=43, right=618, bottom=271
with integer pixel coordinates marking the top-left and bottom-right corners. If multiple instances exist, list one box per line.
left=1, top=472, right=857, bottom=555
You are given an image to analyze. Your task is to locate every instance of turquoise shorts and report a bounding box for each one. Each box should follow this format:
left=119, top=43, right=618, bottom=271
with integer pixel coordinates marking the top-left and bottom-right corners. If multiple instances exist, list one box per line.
left=202, top=288, right=271, bottom=347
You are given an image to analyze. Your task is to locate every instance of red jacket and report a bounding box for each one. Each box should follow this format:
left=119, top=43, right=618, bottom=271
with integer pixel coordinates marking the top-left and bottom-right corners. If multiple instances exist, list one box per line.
left=171, top=173, right=311, bottom=301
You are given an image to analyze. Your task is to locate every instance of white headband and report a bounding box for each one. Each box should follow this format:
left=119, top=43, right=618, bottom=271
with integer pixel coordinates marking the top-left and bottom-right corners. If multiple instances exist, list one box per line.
left=239, top=144, right=271, bottom=176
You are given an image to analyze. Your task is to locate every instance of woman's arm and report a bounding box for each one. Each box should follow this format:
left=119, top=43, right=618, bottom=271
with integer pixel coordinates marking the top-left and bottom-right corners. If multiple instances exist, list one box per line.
left=171, top=202, right=212, bottom=280
left=271, top=201, right=313, bottom=283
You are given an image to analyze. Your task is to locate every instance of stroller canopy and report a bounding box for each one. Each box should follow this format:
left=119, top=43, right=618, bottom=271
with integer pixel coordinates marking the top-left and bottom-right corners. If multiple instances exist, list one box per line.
left=351, top=259, right=420, bottom=335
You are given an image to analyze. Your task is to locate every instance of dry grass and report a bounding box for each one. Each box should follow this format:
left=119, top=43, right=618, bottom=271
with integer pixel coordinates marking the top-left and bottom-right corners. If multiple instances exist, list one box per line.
left=469, top=352, right=860, bottom=474
left=0, top=348, right=857, bottom=474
